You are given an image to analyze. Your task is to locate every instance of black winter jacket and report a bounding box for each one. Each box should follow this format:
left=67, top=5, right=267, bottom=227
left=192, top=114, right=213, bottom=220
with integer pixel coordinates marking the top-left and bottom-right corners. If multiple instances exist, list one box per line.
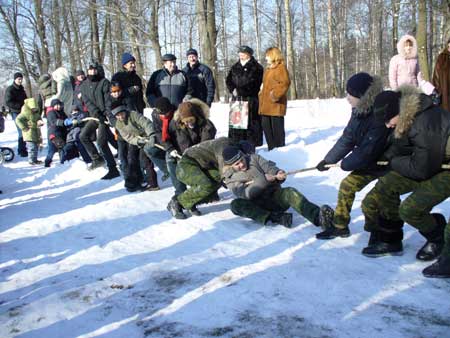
left=226, top=57, right=263, bottom=98
left=5, top=83, right=27, bottom=112
left=182, top=62, right=215, bottom=106
left=146, top=67, right=192, bottom=108
left=111, top=70, right=145, bottom=114
left=80, top=75, right=111, bottom=122
left=385, top=85, right=450, bottom=180
left=323, top=76, right=389, bottom=174
left=47, top=108, right=67, bottom=140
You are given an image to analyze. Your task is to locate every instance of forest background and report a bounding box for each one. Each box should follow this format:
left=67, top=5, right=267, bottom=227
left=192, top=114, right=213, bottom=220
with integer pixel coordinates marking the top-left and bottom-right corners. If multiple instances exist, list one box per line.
left=0, top=0, right=449, bottom=103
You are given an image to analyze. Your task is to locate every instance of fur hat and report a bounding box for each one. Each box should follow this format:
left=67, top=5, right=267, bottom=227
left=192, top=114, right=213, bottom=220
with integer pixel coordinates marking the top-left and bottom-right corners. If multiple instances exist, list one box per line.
left=373, top=91, right=402, bottom=122
left=162, top=53, right=177, bottom=62
left=178, top=102, right=198, bottom=119
left=238, top=45, right=254, bottom=56
left=186, top=48, right=198, bottom=57
left=154, top=97, right=176, bottom=115
left=14, top=72, right=23, bottom=80
left=346, top=72, right=374, bottom=99
left=222, top=145, right=244, bottom=165
left=121, top=52, right=136, bottom=66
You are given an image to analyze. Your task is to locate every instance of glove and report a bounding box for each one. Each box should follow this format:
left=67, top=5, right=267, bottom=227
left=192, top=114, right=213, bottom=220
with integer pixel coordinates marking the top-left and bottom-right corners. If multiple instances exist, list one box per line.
left=147, top=135, right=156, bottom=148
left=128, top=85, right=140, bottom=94
left=137, top=138, right=148, bottom=148
left=316, top=160, right=330, bottom=171
left=232, top=89, right=238, bottom=97
left=64, top=118, right=73, bottom=127
left=169, top=150, right=181, bottom=158
left=72, top=119, right=79, bottom=126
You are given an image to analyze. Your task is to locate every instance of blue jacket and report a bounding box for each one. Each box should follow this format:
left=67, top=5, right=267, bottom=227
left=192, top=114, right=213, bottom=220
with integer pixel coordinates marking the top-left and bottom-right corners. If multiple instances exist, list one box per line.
left=146, top=67, right=192, bottom=108
left=324, top=76, right=390, bottom=174
left=182, top=62, right=215, bottom=106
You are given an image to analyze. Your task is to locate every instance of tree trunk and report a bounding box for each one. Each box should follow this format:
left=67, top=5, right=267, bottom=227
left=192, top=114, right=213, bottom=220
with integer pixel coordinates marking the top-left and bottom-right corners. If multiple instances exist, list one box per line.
left=276, top=0, right=283, bottom=51
left=52, top=0, right=62, bottom=67
left=63, top=0, right=76, bottom=74
left=0, top=2, right=33, bottom=96
left=89, top=0, right=101, bottom=61
left=237, top=0, right=243, bottom=46
left=392, top=0, right=400, bottom=56
left=411, top=0, right=417, bottom=34
left=417, top=0, right=430, bottom=80
left=308, top=0, right=319, bottom=97
left=125, top=0, right=144, bottom=74
left=33, top=0, right=51, bottom=74
left=252, top=0, right=261, bottom=61
left=150, top=0, right=162, bottom=67
left=327, top=0, right=338, bottom=97
left=284, top=0, right=298, bottom=99
left=69, top=3, right=83, bottom=70
left=220, top=0, right=229, bottom=102
left=196, top=0, right=219, bottom=102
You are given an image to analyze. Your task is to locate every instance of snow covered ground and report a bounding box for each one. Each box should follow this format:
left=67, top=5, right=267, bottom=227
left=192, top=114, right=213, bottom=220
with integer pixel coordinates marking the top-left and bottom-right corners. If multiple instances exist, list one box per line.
left=1, top=99, right=449, bottom=338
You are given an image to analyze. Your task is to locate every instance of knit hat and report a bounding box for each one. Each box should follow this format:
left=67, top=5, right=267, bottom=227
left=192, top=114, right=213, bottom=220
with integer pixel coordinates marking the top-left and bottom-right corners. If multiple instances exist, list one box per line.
left=373, top=91, right=402, bottom=122
left=14, top=72, right=23, bottom=80
left=162, top=53, right=177, bottom=62
left=111, top=105, right=128, bottom=116
left=186, top=48, right=198, bottom=57
left=75, top=70, right=85, bottom=77
left=238, top=45, right=254, bottom=56
left=154, top=97, right=176, bottom=115
left=346, top=72, right=373, bottom=98
left=121, top=52, right=136, bottom=66
left=71, top=104, right=79, bottom=112
left=50, top=98, right=63, bottom=108
left=222, top=145, right=244, bottom=165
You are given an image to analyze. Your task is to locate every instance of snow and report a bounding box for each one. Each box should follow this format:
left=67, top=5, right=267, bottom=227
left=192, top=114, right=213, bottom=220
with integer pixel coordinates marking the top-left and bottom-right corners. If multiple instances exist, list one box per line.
left=1, top=99, right=449, bottom=338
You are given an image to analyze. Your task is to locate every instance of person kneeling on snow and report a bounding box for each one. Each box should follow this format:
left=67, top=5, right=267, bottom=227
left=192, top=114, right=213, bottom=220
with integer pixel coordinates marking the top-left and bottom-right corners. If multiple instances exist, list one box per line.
left=110, top=103, right=158, bottom=192
left=44, top=98, right=68, bottom=166
left=222, top=145, right=334, bottom=228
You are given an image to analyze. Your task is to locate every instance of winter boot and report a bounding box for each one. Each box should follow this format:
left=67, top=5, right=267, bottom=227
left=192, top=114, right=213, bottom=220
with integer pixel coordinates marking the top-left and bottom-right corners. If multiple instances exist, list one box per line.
left=317, top=205, right=334, bottom=230
left=101, top=167, right=120, bottom=180
left=368, top=230, right=381, bottom=246
left=188, top=205, right=202, bottom=216
left=416, top=213, right=446, bottom=261
left=422, top=255, right=450, bottom=278
left=316, top=224, right=350, bottom=240
left=88, top=157, right=105, bottom=171
left=44, top=159, right=51, bottom=167
left=362, top=241, right=403, bottom=257
left=362, top=217, right=404, bottom=258
left=268, top=212, right=293, bottom=228
left=167, top=196, right=187, bottom=220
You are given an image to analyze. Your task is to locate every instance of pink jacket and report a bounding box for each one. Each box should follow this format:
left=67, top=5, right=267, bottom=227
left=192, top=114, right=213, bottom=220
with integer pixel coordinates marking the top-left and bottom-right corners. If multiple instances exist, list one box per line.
left=389, top=35, right=422, bottom=90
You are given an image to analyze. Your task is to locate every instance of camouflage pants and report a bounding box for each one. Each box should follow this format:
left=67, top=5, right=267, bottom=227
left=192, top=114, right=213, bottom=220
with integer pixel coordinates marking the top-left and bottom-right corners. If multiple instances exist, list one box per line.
left=334, top=171, right=377, bottom=230
left=230, top=187, right=320, bottom=226
left=176, top=156, right=222, bottom=210
left=362, top=171, right=450, bottom=247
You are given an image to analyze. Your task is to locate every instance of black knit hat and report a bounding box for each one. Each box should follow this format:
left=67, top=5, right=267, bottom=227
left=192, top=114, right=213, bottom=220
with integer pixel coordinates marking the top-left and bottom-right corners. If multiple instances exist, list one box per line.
left=14, top=72, right=23, bottom=80
left=222, top=145, right=244, bottom=165
left=373, top=91, right=402, bottom=122
left=238, top=45, right=254, bottom=56
left=75, top=70, right=85, bottom=77
left=186, top=48, right=198, bottom=57
left=346, top=72, right=373, bottom=98
left=162, top=53, right=177, bottom=62
left=50, top=98, right=63, bottom=108
left=154, top=97, right=176, bottom=115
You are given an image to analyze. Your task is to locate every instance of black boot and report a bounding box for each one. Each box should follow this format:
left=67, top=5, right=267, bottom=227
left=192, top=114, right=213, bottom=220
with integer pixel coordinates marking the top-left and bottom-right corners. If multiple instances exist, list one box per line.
left=101, top=167, right=120, bottom=180
left=316, top=225, right=350, bottom=240
left=362, top=218, right=403, bottom=257
left=167, top=196, right=187, bottom=219
left=416, top=213, right=446, bottom=261
left=88, top=157, right=105, bottom=171
left=317, top=205, right=334, bottom=230
left=422, top=255, right=450, bottom=278
left=268, top=212, right=293, bottom=228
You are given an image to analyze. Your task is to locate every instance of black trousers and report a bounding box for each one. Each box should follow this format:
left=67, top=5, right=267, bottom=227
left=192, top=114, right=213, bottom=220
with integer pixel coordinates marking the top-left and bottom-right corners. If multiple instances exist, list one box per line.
left=261, top=115, right=285, bottom=150
left=79, top=120, right=116, bottom=168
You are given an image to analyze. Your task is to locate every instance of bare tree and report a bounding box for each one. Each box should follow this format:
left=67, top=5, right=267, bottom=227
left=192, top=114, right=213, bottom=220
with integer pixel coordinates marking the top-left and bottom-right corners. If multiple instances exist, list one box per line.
left=34, top=0, right=51, bottom=74
left=417, top=0, right=430, bottom=79
left=89, top=0, right=101, bottom=62
left=52, top=0, right=62, bottom=68
left=237, top=0, right=243, bottom=46
left=308, top=0, right=319, bottom=97
left=327, top=0, right=338, bottom=96
left=252, top=0, right=261, bottom=61
left=392, top=0, right=400, bottom=55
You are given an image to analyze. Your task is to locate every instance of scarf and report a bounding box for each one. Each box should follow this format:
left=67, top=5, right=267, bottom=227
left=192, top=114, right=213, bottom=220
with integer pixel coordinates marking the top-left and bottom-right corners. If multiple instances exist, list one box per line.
left=159, top=113, right=172, bottom=142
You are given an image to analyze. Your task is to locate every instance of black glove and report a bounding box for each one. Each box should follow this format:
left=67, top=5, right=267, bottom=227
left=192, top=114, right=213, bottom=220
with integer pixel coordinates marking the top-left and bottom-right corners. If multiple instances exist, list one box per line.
left=316, top=160, right=330, bottom=171
left=128, top=85, right=140, bottom=95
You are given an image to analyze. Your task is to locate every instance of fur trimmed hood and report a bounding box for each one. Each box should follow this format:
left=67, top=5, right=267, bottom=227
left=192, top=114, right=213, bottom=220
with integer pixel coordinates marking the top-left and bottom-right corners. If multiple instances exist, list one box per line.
left=52, top=67, right=70, bottom=82
left=173, top=98, right=210, bottom=123
left=355, top=75, right=384, bottom=116
left=397, top=34, right=418, bottom=59
left=394, top=84, right=428, bottom=138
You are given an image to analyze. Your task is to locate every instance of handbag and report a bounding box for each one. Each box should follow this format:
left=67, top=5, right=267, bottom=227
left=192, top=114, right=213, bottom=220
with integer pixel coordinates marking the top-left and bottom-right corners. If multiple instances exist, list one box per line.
left=229, top=99, right=249, bottom=130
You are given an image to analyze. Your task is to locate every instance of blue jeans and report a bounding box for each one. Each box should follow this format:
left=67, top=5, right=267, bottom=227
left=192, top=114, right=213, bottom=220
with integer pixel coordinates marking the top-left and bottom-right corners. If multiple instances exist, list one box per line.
left=11, top=112, right=27, bottom=155
left=143, top=145, right=169, bottom=177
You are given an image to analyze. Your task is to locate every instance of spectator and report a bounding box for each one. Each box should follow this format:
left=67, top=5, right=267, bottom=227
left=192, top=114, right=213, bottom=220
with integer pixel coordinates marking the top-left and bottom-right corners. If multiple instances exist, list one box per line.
left=432, top=38, right=450, bottom=111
